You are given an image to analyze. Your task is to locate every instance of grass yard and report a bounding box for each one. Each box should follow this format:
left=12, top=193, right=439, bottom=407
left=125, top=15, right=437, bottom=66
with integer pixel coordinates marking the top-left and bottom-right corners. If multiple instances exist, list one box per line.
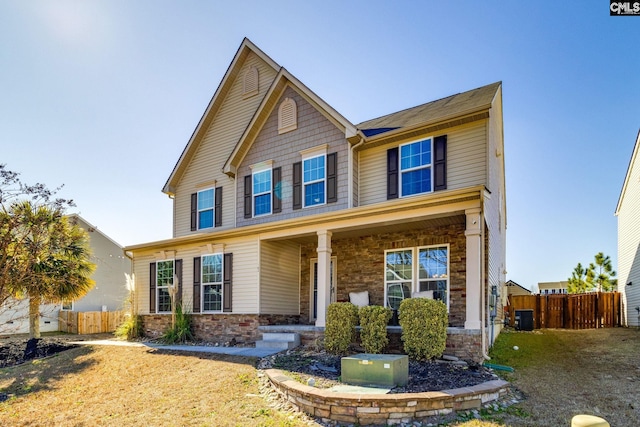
left=0, top=343, right=315, bottom=427
left=1, top=328, right=639, bottom=426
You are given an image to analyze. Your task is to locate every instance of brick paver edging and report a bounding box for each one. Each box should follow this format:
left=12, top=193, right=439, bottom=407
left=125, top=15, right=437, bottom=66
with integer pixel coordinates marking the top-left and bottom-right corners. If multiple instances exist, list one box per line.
left=265, top=369, right=509, bottom=425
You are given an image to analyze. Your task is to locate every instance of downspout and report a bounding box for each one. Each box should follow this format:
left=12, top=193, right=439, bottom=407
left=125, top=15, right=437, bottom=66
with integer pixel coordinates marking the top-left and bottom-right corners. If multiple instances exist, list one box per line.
left=348, top=135, right=365, bottom=208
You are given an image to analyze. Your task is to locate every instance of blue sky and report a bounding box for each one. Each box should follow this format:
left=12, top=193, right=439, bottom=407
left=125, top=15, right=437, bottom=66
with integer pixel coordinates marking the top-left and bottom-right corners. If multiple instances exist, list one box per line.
left=1, top=1, right=638, bottom=291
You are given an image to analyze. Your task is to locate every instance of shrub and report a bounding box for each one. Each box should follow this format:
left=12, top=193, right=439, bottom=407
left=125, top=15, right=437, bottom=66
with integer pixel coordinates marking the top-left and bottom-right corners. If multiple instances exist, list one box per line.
left=359, top=305, right=392, bottom=354
left=162, top=303, right=194, bottom=344
left=398, top=298, right=448, bottom=361
left=115, top=314, right=144, bottom=340
left=324, top=302, right=359, bottom=355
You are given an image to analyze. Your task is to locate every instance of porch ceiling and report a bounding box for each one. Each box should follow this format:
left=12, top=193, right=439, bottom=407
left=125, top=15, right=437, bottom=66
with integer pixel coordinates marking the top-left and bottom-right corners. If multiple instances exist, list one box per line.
left=271, top=212, right=466, bottom=244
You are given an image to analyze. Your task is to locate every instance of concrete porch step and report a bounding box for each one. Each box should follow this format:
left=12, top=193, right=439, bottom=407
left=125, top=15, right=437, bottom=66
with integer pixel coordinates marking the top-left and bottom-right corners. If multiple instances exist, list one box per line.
left=255, top=332, right=300, bottom=350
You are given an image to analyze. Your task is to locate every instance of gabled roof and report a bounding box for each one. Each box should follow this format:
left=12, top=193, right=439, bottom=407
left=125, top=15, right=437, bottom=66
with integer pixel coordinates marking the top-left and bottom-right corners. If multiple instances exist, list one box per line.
left=223, top=68, right=357, bottom=177
left=162, top=38, right=280, bottom=195
left=355, top=81, right=502, bottom=144
left=615, top=129, right=640, bottom=215
left=506, top=280, right=532, bottom=294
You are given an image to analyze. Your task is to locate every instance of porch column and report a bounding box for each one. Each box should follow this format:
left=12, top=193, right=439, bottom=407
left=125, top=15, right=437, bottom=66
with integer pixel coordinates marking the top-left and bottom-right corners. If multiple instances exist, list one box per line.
left=465, top=208, right=483, bottom=330
left=315, top=230, right=333, bottom=327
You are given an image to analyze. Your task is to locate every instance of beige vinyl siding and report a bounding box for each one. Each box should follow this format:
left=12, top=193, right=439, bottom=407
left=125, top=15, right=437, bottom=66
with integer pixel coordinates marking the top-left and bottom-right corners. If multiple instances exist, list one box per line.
left=131, top=237, right=261, bottom=315
left=259, top=240, right=300, bottom=314
left=484, top=89, right=507, bottom=333
left=618, top=152, right=640, bottom=326
left=173, top=53, right=278, bottom=237
left=358, top=121, right=488, bottom=206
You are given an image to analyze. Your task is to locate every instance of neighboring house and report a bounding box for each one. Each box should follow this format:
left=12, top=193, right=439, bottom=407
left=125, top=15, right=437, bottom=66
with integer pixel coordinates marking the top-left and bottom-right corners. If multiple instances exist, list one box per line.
left=537, top=281, right=568, bottom=295
left=616, top=129, right=640, bottom=327
left=124, top=38, right=507, bottom=361
left=506, top=280, right=532, bottom=297
left=0, top=215, right=131, bottom=334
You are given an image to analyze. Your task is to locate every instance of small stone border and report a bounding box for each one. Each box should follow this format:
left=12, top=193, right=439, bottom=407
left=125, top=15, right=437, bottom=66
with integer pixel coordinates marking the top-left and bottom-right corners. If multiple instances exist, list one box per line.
left=265, top=369, right=509, bottom=426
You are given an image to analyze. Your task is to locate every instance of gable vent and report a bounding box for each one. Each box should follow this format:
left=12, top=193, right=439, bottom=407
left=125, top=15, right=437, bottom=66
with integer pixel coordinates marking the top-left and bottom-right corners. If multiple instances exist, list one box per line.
left=243, top=66, right=259, bottom=98
left=278, top=97, right=297, bottom=134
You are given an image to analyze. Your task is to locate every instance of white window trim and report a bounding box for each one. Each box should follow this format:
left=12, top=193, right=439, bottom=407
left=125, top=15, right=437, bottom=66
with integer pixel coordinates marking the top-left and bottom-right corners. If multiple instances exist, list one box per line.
left=310, top=257, right=337, bottom=322
left=399, top=137, right=434, bottom=198
left=61, top=300, right=74, bottom=311
left=383, top=245, right=450, bottom=312
left=201, top=253, right=224, bottom=313
left=302, top=153, right=327, bottom=208
left=156, top=259, right=175, bottom=314
left=197, top=188, right=215, bottom=230
left=251, top=164, right=273, bottom=217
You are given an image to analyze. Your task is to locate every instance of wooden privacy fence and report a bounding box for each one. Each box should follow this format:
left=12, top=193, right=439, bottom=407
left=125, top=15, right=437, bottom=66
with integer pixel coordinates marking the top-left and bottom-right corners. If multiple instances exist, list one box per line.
left=59, top=310, right=125, bottom=334
left=507, top=292, right=621, bottom=330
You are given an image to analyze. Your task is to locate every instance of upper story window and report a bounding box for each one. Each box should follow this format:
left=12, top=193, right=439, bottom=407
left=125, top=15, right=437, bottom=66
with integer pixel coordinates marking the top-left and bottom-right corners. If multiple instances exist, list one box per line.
left=197, top=188, right=214, bottom=229
left=278, top=98, right=297, bottom=134
left=156, top=259, right=174, bottom=313
left=253, top=168, right=272, bottom=216
left=400, top=138, right=432, bottom=197
left=303, top=154, right=326, bottom=207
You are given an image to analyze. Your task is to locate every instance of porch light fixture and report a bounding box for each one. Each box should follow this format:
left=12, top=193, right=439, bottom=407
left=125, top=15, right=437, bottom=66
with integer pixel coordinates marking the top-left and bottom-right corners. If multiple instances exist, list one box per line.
left=627, top=281, right=633, bottom=286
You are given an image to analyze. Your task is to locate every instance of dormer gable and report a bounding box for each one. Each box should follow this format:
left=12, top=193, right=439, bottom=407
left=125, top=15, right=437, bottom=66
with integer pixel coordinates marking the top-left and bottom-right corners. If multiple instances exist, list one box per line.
left=223, top=68, right=357, bottom=178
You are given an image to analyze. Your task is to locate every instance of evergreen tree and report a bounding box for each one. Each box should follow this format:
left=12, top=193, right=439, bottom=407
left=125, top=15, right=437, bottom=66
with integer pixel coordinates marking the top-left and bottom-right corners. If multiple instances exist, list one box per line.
left=587, top=252, right=617, bottom=292
left=567, top=263, right=589, bottom=294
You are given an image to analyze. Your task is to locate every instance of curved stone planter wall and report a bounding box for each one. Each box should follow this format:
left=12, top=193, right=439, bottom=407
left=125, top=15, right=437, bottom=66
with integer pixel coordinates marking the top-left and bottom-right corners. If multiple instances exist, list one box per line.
left=265, top=369, right=509, bottom=426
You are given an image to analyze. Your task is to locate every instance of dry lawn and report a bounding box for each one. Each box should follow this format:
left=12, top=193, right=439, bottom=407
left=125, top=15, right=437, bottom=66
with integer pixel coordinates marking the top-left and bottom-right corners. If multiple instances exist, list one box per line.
left=489, top=328, right=640, bottom=427
left=0, top=342, right=315, bottom=427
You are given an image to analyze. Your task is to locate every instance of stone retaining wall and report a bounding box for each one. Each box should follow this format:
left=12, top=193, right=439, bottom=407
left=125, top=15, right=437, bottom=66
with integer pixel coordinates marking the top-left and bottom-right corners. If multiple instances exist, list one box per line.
left=265, top=369, right=509, bottom=425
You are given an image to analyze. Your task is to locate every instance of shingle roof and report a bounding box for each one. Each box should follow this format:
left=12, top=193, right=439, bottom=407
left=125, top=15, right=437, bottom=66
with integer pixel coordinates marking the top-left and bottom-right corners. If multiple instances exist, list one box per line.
left=356, top=81, right=501, bottom=135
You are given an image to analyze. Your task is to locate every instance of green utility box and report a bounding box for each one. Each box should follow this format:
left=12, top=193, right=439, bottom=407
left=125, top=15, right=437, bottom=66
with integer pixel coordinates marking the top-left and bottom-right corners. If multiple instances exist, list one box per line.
left=341, top=354, right=409, bottom=387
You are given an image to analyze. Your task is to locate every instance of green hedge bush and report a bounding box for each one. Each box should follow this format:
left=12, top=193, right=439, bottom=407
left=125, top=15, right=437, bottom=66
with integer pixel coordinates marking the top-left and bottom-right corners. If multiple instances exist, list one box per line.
left=359, top=305, right=392, bottom=354
left=398, top=298, right=448, bottom=361
left=324, top=302, right=359, bottom=355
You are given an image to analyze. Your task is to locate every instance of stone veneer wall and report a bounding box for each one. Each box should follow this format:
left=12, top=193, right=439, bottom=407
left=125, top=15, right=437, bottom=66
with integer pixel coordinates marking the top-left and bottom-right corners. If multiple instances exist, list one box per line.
left=142, top=314, right=300, bottom=344
left=265, top=368, right=509, bottom=426
left=299, top=222, right=468, bottom=327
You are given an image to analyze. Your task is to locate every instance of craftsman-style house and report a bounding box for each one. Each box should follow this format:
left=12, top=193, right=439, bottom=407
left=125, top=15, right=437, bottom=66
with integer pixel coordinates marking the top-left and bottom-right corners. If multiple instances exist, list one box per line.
left=125, top=39, right=507, bottom=361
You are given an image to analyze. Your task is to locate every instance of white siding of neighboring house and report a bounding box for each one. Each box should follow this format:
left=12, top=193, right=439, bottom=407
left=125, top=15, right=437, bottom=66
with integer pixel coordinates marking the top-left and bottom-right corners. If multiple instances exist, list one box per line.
left=259, top=240, right=300, bottom=314
left=618, top=135, right=640, bottom=326
left=0, top=299, right=59, bottom=334
left=173, top=52, right=278, bottom=238
left=358, top=121, right=488, bottom=206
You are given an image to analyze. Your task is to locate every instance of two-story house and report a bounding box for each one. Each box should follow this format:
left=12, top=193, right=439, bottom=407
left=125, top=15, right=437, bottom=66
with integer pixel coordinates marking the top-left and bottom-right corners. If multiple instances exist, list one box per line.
left=616, top=129, right=640, bottom=327
left=124, top=39, right=507, bottom=361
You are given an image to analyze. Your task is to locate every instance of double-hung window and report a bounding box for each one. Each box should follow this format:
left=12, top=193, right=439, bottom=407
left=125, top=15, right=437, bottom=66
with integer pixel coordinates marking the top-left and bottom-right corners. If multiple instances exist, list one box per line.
left=202, top=254, right=223, bottom=312
left=303, top=154, right=325, bottom=207
left=253, top=169, right=272, bottom=216
left=156, top=259, right=174, bottom=313
left=384, top=245, right=449, bottom=310
left=400, top=138, right=432, bottom=197
left=197, top=188, right=214, bottom=229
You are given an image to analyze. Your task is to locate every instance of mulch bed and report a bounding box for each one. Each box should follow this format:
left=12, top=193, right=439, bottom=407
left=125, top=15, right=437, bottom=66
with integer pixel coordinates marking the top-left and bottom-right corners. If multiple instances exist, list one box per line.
left=0, top=338, right=78, bottom=368
left=262, top=348, right=499, bottom=393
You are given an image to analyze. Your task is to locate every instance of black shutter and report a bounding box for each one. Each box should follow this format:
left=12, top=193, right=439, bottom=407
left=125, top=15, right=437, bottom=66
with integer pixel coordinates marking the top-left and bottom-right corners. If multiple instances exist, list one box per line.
left=244, top=175, right=252, bottom=218
left=214, top=187, right=222, bottom=227
left=149, top=262, right=156, bottom=314
left=434, top=135, right=447, bottom=191
left=223, top=253, right=233, bottom=312
left=193, top=257, right=201, bottom=313
left=293, top=161, right=302, bottom=210
left=272, top=167, right=282, bottom=213
left=190, top=193, right=198, bottom=231
left=387, top=147, right=399, bottom=199
left=175, top=259, right=183, bottom=306
left=327, top=152, right=337, bottom=203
